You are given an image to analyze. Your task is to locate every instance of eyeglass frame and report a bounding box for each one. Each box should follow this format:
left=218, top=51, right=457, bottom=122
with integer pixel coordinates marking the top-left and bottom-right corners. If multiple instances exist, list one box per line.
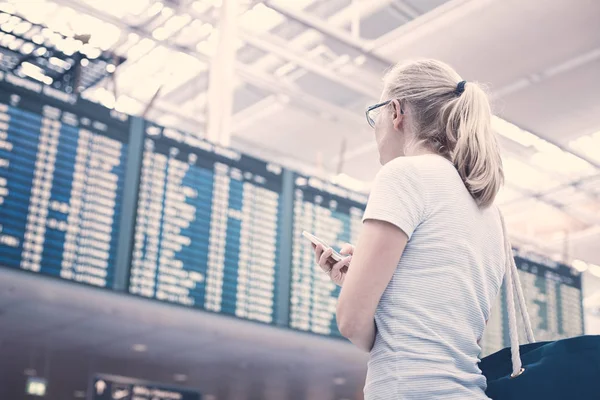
left=365, top=99, right=404, bottom=128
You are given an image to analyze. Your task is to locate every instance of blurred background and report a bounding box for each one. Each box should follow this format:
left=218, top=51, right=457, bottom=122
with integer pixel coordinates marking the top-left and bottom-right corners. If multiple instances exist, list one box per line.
left=0, top=0, right=599, bottom=399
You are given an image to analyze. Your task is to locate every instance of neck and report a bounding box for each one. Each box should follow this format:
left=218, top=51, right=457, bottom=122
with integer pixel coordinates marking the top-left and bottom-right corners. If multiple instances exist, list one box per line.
left=403, top=144, right=436, bottom=157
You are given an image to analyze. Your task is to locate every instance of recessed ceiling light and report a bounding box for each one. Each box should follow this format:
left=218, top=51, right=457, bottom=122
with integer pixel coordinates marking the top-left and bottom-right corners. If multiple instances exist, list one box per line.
left=333, top=377, right=346, bottom=385
left=74, top=390, right=86, bottom=398
left=173, top=374, right=187, bottom=382
left=572, top=259, right=588, bottom=272
left=132, top=344, right=147, bottom=352
left=354, top=55, right=366, bottom=66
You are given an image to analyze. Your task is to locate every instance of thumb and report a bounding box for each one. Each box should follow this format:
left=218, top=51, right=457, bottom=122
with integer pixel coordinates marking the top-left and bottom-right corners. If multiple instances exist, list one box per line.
left=340, top=243, right=354, bottom=255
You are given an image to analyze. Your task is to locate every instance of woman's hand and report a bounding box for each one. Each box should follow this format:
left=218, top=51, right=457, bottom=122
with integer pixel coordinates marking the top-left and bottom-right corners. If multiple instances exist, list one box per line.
left=314, top=243, right=354, bottom=287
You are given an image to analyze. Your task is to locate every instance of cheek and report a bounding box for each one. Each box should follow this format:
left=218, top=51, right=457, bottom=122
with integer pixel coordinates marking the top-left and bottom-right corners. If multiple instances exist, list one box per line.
left=374, top=127, right=384, bottom=146
left=375, top=125, right=390, bottom=143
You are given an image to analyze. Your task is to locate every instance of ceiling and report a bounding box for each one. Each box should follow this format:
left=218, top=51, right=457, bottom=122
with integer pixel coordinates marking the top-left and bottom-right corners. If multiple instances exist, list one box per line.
left=1, top=0, right=600, bottom=326
left=0, top=268, right=368, bottom=400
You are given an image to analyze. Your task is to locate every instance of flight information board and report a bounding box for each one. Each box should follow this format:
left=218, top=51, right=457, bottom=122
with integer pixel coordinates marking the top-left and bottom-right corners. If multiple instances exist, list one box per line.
left=0, top=73, right=585, bottom=342
left=480, top=249, right=583, bottom=356
left=514, top=251, right=583, bottom=341
left=0, top=73, right=130, bottom=288
left=128, top=123, right=283, bottom=324
left=289, top=175, right=368, bottom=336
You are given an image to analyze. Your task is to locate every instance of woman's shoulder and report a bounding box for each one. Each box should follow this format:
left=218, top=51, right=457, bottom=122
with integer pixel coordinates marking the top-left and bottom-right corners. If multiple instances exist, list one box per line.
left=379, top=154, right=456, bottom=181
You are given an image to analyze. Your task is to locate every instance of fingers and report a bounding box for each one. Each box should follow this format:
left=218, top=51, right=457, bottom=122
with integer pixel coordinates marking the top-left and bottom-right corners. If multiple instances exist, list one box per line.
left=318, top=247, right=334, bottom=272
left=331, top=255, right=351, bottom=273
left=339, top=243, right=355, bottom=256
left=314, top=244, right=324, bottom=264
left=330, top=256, right=352, bottom=285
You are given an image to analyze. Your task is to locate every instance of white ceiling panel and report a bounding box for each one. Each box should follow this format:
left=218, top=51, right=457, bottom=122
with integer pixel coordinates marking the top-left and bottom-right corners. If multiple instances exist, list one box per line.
left=294, top=71, right=366, bottom=106
left=402, top=0, right=453, bottom=14
left=232, top=83, right=271, bottom=113
left=547, top=186, right=596, bottom=208
left=359, top=5, right=409, bottom=40
left=497, top=57, right=600, bottom=144
left=375, top=0, right=600, bottom=90
left=305, top=0, right=352, bottom=19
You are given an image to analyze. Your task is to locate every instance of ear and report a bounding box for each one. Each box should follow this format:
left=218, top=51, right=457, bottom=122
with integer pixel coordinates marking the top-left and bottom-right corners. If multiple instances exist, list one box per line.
left=391, top=99, right=404, bottom=131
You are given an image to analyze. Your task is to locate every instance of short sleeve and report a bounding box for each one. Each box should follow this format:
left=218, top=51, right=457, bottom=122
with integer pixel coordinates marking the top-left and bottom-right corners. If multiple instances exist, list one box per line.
left=362, top=158, right=427, bottom=239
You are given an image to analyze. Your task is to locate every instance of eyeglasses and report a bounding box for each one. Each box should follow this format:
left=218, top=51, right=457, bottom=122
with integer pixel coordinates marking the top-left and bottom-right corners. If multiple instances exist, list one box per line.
left=365, top=99, right=403, bottom=128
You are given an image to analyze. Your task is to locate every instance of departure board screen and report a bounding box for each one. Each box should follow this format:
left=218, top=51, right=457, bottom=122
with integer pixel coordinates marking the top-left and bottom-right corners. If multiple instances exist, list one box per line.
left=129, top=123, right=283, bottom=324
left=480, top=249, right=583, bottom=356
left=514, top=251, right=583, bottom=341
left=289, top=175, right=368, bottom=336
left=0, top=74, right=130, bottom=288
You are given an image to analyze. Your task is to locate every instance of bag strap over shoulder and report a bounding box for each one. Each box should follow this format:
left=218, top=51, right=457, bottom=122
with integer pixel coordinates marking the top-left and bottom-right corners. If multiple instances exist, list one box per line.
left=498, top=209, right=535, bottom=377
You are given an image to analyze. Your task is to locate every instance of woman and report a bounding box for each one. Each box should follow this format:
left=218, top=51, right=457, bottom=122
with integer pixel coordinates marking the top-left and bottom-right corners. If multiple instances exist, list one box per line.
left=314, top=59, right=505, bottom=399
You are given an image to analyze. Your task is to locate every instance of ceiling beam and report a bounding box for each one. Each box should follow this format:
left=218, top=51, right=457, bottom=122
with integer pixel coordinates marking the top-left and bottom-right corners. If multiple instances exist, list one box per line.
left=231, top=95, right=283, bottom=132
left=205, top=0, right=239, bottom=147
left=390, top=0, right=420, bottom=19
left=502, top=181, right=600, bottom=226
left=239, top=32, right=376, bottom=98
left=364, top=0, right=487, bottom=52
left=549, top=225, right=600, bottom=247
left=262, top=0, right=391, bottom=68
left=502, top=172, right=600, bottom=207
left=490, top=47, right=600, bottom=100
left=50, top=0, right=365, bottom=127
left=511, top=121, right=600, bottom=170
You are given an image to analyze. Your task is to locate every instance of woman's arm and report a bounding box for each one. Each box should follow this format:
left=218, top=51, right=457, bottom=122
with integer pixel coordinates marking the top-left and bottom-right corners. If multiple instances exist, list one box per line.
left=336, top=219, right=408, bottom=352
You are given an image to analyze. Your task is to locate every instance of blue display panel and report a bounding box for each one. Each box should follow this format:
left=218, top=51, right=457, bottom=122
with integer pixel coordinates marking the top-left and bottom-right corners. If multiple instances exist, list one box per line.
left=289, top=175, right=368, bottom=336
left=128, top=123, right=283, bottom=324
left=514, top=251, right=583, bottom=341
left=480, top=249, right=584, bottom=356
left=0, top=74, right=130, bottom=288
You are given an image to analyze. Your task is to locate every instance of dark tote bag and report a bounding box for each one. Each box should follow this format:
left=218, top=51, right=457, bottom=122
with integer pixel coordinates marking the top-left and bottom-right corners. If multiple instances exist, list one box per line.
left=478, top=213, right=600, bottom=399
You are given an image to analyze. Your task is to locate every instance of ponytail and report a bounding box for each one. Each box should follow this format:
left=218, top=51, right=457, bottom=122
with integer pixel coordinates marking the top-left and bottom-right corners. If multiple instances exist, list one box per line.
left=384, top=59, right=504, bottom=208
left=443, top=82, right=503, bottom=208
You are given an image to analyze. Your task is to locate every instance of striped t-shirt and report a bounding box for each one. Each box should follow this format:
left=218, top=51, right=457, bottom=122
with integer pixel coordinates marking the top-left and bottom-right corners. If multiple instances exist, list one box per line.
left=362, top=154, right=505, bottom=400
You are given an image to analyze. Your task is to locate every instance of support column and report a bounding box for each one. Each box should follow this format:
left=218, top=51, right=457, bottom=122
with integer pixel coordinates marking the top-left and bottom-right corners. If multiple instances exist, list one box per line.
left=206, top=0, right=239, bottom=146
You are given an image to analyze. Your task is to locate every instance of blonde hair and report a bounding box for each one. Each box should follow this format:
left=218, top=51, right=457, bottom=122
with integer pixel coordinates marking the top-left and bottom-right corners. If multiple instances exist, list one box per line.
left=383, top=59, right=503, bottom=208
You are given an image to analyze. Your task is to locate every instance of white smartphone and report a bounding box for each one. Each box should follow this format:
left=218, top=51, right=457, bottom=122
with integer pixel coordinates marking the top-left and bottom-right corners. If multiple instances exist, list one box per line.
left=302, top=231, right=344, bottom=262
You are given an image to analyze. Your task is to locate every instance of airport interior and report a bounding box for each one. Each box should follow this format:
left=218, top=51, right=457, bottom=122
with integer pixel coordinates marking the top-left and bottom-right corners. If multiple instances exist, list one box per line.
left=0, top=0, right=599, bottom=399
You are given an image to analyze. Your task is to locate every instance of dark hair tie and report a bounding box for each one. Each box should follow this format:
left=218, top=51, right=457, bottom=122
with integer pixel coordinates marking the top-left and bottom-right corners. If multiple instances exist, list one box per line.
left=454, top=80, right=467, bottom=97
